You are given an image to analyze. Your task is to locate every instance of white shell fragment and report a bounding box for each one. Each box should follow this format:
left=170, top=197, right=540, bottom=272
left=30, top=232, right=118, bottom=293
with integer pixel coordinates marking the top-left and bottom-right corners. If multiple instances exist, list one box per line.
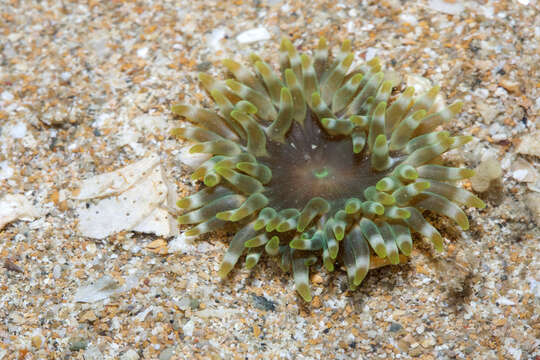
left=427, top=0, right=465, bottom=15
left=133, top=114, right=169, bottom=133
left=525, top=193, right=540, bottom=225
left=74, top=275, right=139, bottom=303
left=236, top=27, right=271, bottom=44
left=73, top=154, right=160, bottom=200
left=516, top=131, right=540, bottom=157
left=0, top=161, right=14, bottom=180
left=511, top=158, right=538, bottom=183
left=73, top=154, right=179, bottom=239
left=195, top=307, right=242, bottom=319
left=167, top=232, right=197, bottom=254
left=0, top=194, right=41, bottom=230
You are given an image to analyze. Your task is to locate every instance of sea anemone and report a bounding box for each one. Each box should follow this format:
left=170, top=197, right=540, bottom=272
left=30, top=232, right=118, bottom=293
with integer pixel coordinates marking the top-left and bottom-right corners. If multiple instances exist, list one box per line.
left=171, top=37, right=485, bottom=302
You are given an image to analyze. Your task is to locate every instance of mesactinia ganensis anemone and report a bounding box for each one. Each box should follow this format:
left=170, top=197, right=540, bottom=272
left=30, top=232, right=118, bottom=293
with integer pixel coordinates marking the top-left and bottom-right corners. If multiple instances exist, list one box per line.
left=171, top=37, right=485, bottom=302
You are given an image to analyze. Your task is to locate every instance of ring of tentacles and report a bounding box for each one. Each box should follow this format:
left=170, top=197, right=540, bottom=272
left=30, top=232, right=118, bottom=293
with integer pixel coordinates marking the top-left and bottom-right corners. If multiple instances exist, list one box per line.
left=171, top=37, right=485, bottom=302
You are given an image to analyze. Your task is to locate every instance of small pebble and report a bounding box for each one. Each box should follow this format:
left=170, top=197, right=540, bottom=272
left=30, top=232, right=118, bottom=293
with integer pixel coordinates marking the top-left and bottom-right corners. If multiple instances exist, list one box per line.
left=311, top=274, right=324, bottom=284
left=499, top=79, right=520, bottom=93
left=427, top=0, right=464, bottom=15
left=420, top=335, right=436, bottom=348
left=1, top=91, right=14, bottom=101
left=84, top=345, right=103, bottom=360
left=69, top=338, right=88, bottom=352
left=525, top=193, right=540, bottom=225
left=31, top=335, right=42, bottom=348
left=236, top=27, right=271, bottom=44
left=53, top=264, right=62, bottom=279
left=516, top=131, right=540, bottom=157
left=251, top=293, right=277, bottom=311
left=182, top=320, right=195, bottom=337
left=120, top=349, right=139, bottom=360
left=159, top=346, right=175, bottom=360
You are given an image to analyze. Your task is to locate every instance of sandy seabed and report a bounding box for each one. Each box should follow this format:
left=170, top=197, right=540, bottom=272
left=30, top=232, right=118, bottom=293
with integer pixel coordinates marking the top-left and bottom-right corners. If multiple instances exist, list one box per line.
left=0, top=0, right=539, bottom=359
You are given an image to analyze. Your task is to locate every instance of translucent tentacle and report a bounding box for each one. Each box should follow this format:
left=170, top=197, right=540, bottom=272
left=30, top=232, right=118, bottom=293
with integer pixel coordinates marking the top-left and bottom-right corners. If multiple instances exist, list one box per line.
left=403, top=136, right=453, bottom=167
left=177, top=186, right=232, bottom=211
left=254, top=60, right=283, bottom=105
left=171, top=126, right=223, bottom=143
left=222, top=58, right=266, bottom=94
left=389, top=110, right=426, bottom=151
left=364, top=186, right=395, bottom=205
left=331, top=210, right=348, bottom=241
left=301, top=54, right=319, bottom=106
left=218, top=222, right=258, bottom=278
left=254, top=207, right=277, bottom=231
left=414, top=191, right=470, bottom=230
left=171, top=104, right=238, bottom=140
left=264, top=236, right=280, bottom=256
left=290, top=231, right=324, bottom=250
left=371, top=134, right=391, bottom=171
left=417, top=165, right=475, bottom=181
left=347, top=72, right=384, bottom=115
left=281, top=37, right=302, bottom=81
left=367, top=101, right=387, bottom=151
left=293, top=255, right=312, bottom=302
left=343, top=224, right=370, bottom=288
left=276, top=209, right=301, bottom=232
left=215, top=167, right=264, bottom=194
left=321, top=117, right=354, bottom=136
left=184, top=217, right=227, bottom=237
left=266, top=87, right=294, bottom=142
left=345, top=198, right=362, bottom=214
left=314, top=37, right=328, bottom=77
left=321, top=52, right=353, bottom=105
left=216, top=193, right=269, bottom=222
left=297, top=197, right=331, bottom=232
left=284, top=69, right=306, bottom=124
left=419, top=179, right=485, bottom=209
left=245, top=233, right=270, bottom=248
left=226, top=79, right=277, bottom=121
left=409, top=85, right=440, bottom=114
left=332, top=73, right=363, bottom=113
left=391, top=223, right=413, bottom=256
left=392, top=181, right=431, bottom=206
left=403, top=207, right=443, bottom=252
left=361, top=201, right=384, bottom=216
left=359, top=217, right=386, bottom=258
left=245, top=248, right=263, bottom=269
left=178, top=194, right=245, bottom=224
left=236, top=162, right=272, bottom=184
left=414, top=101, right=463, bottom=135
left=379, top=222, right=400, bottom=265
left=189, top=139, right=241, bottom=156
left=385, top=86, right=415, bottom=132
left=230, top=109, right=268, bottom=157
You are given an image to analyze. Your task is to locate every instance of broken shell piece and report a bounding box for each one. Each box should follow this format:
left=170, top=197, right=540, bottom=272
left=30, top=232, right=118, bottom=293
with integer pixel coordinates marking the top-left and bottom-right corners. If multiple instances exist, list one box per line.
left=73, top=154, right=178, bottom=239
left=511, top=158, right=538, bottom=183
left=72, top=154, right=160, bottom=200
left=74, top=275, right=139, bottom=303
left=516, top=131, right=540, bottom=158
left=525, top=193, right=540, bottom=225
left=0, top=194, right=40, bottom=230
